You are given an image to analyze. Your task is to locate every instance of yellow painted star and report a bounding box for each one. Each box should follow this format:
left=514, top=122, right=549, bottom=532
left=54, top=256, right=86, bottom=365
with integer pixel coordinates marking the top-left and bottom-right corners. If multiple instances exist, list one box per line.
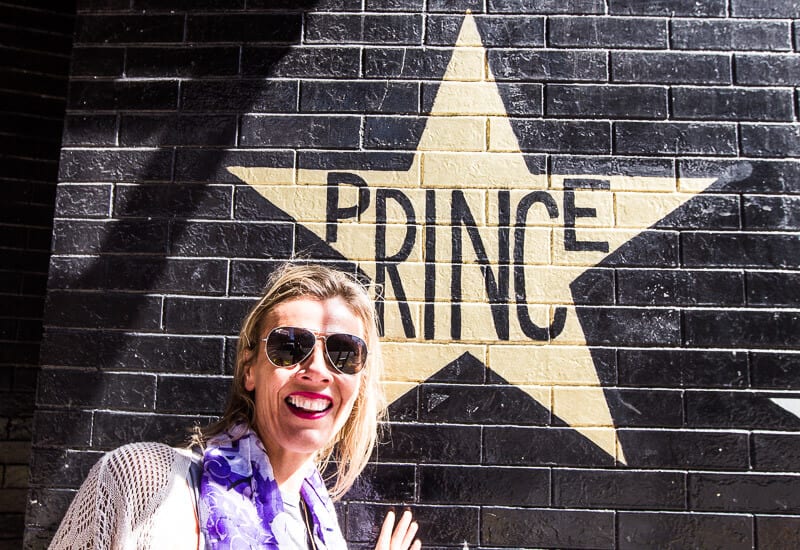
left=228, top=14, right=715, bottom=463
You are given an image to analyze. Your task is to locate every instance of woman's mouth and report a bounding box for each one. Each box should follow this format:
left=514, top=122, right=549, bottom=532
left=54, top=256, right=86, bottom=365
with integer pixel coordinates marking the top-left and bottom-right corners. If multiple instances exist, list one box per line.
left=286, top=392, right=333, bottom=418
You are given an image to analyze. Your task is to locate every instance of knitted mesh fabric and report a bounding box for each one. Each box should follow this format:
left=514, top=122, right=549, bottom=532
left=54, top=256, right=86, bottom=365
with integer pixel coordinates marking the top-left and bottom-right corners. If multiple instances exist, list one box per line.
left=49, top=442, right=193, bottom=550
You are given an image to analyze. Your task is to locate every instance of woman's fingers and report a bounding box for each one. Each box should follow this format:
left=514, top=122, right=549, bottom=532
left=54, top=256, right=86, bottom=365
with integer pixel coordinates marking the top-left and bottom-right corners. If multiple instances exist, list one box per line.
left=375, top=509, right=422, bottom=550
left=396, top=511, right=418, bottom=549
left=375, top=510, right=396, bottom=550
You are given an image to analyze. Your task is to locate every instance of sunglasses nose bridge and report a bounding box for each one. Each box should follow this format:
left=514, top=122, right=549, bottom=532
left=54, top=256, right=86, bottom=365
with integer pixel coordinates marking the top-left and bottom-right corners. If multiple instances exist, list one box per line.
left=299, top=335, right=332, bottom=375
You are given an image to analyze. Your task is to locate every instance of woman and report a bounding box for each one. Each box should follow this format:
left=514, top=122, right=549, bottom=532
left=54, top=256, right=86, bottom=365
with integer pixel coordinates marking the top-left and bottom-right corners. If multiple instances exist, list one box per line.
left=49, top=264, right=421, bottom=550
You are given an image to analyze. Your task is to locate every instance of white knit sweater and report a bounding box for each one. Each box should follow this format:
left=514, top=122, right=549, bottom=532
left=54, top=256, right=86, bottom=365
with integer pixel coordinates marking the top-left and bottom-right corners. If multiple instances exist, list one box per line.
left=49, top=442, right=201, bottom=550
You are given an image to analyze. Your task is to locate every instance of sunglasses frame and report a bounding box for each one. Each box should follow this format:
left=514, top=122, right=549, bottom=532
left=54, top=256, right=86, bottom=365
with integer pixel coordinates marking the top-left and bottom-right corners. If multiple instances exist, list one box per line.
left=263, top=326, right=368, bottom=375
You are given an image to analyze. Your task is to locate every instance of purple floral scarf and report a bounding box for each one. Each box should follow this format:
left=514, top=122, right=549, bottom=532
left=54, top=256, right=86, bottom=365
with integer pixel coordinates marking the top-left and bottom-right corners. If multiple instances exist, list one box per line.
left=199, top=424, right=348, bottom=549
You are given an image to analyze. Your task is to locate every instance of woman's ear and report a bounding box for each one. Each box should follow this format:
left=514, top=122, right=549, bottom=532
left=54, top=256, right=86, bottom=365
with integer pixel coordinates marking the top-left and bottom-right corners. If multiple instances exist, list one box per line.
left=243, top=352, right=257, bottom=391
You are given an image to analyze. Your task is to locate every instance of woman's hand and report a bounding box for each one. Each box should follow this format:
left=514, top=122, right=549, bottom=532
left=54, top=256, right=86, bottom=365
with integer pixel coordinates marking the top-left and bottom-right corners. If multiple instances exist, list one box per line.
left=375, top=509, right=421, bottom=550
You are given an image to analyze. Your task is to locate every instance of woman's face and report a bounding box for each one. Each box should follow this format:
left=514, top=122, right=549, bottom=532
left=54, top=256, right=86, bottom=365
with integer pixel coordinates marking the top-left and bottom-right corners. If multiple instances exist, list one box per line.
left=244, top=296, right=364, bottom=462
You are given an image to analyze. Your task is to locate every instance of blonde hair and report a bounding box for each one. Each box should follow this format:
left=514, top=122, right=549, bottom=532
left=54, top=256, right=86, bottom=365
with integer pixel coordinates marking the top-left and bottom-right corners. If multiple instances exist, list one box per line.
left=195, top=263, right=386, bottom=499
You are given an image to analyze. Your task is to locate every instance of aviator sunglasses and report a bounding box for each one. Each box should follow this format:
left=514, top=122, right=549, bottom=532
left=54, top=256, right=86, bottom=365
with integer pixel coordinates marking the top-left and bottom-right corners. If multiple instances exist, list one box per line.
left=264, top=326, right=368, bottom=375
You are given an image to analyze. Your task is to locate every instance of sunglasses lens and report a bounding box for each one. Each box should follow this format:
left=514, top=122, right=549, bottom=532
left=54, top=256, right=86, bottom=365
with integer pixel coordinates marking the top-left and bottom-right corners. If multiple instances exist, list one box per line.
left=266, top=327, right=315, bottom=367
left=325, top=333, right=367, bottom=375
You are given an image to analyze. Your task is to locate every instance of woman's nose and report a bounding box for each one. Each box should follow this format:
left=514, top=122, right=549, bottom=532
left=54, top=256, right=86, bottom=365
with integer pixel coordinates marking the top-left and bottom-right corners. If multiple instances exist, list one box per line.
left=299, top=340, right=332, bottom=380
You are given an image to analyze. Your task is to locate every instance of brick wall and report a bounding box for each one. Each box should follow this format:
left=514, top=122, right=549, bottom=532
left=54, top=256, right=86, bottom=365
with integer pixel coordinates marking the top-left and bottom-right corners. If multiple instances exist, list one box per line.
left=1, top=2, right=74, bottom=548
left=26, top=1, right=800, bottom=548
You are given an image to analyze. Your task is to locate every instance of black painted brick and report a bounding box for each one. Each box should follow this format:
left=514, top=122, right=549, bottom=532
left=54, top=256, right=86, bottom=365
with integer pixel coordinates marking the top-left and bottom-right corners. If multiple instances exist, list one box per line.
left=248, top=0, right=361, bottom=8
left=156, top=375, right=229, bottom=414
left=163, top=297, right=253, bottom=335
left=3, top=113, right=63, bottom=143
left=751, top=352, right=800, bottom=389
left=119, top=115, right=237, bottom=147
left=32, top=410, right=92, bottom=447
left=742, top=124, right=800, bottom=158
left=489, top=50, right=607, bottom=81
left=242, top=47, right=360, bottom=78
left=181, top=81, right=297, bottom=113
left=554, top=469, right=685, bottom=509
left=365, top=0, right=424, bottom=11
left=608, top=0, right=725, bottom=16
left=54, top=184, right=111, bottom=217
left=364, top=116, right=426, bottom=149
left=48, top=256, right=228, bottom=295
left=671, top=20, right=792, bottom=51
left=51, top=219, right=169, bottom=254
left=597, top=230, right=680, bottom=267
left=68, top=80, right=178, bottom=111
left=62, top=115, right=117, bottom=146
left=753, top=433, right=800, bottom=471
left=133, top=0, right=245, bottom=8
left=74, top=14, right=184, bottom=44
left=605, top=389, right=684, bottom=427
left=615, top=122, right=737, bottom=156
left=618, top=349, right=748, bottom=388
left=428, top=0, right=484, bottom=12
left=612, top=52, right=731, bottom=85
left=40, top=330, right=224, bottom=374
left=575, top=306, right=681, bottom=346
left=682, top=232, right=800, bottom=268
left=126, top=46, right=239, bottom=77
left=731, top=0, right=800, bottom=18
left=618, top=429, right=750, bottom=470
left=341, top=463, right=415, bottom=502
left=546, top=84, right=666, bottom=119
left=37, top=369, right=155, bottom=411
left=617, top=269, right=744, bottom=306
left=690, top=473, right=800, bottom=513
left=510, top=119, right=610, bottom=153
left=59, top=149, right=173, bottom=183
left=376, top=424, right=481, bottom=463
left=553, top=155, right=675, bottom=177
left=420, top=384, right=550, bottom=424
left=757, top=516, right=800, bottom=548
left=748, top=272, right=800, bottom=307
left=687, top=309, right=800, bottom=349
left=482, top=507, right=615, bottom=549
left=186, top=14, right=302, bottom=43
left=686, top=390, right=800, bottom=429
left=113, top=184, right=232, bottom=219
left=486, top=0, right=605, bottom=13
left=44, top=292, right=162, bottom=331
left=672, top=88, right=794, bottom=122
left=419, top=465, right=549, bottom=505
left=300, top=81, right=418, bottom=114
left=29, top=448, right=102, bottom=489
left=736, top=54, right=800, bottom=86
left=679, top=159, right=800, bottom=194
left=240, top=115, right=360, bottom=149
left=91, top=412, right=210, bottom=449
left=426, top=15, right=544, bottom=47
left=363, top=47, right=451, bottom=79
left=297, top=151, right=415, bottom=172
left=175, top=150, right=293, bottom=183
left=25, top=488, right=78, bottom=535
left=744, top=196, right=800, bottom=230
left=618, top=512, right=753, bottom=550
left=550, top=17, right=666, bottom=49
left=305, top=14, right=423, bottom=45
left=169, top=221, right=293, bottom=258
left=485, top=426, right=615, bottom=467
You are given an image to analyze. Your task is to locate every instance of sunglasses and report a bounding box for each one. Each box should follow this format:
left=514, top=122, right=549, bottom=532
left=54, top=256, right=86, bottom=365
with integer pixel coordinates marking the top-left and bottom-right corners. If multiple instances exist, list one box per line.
left=264, top=326, right=368, bottom=375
